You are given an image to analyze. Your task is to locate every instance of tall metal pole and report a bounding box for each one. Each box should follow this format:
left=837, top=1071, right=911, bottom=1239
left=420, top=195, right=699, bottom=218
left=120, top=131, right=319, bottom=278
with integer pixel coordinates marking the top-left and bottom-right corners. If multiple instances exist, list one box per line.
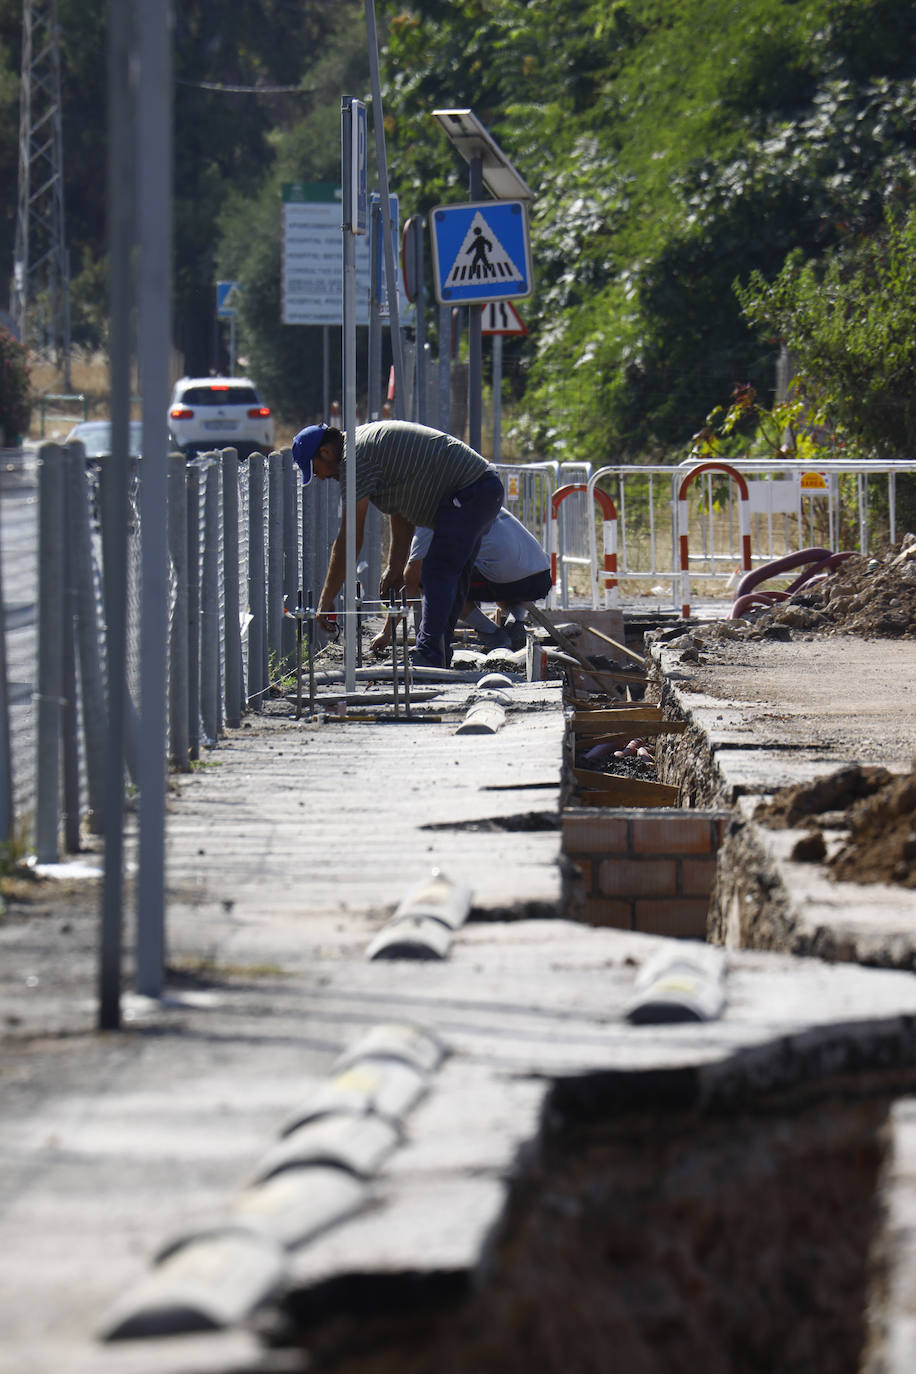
left=492, top=332, right=503, bottom=464
left=342, top=98, right=362, bottom=699
left=135, top=0, right=172, bottom=998
left=368, top=198, right=382, bottom=418
left=99, top=0, right=135, bottom=1031
left=468, top=153, right=483, bottom=452
left=364, top=0, right=406, bottom=419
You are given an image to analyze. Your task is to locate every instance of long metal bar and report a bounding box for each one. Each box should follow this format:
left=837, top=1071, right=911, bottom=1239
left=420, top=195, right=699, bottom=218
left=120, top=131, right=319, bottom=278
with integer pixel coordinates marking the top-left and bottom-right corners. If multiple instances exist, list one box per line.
left=468, top=154, right=483, bottom=450
left=222, top=448, right=242, bottom=727
left=136, top=0, right=172, bottom=999
left=342, top=99, right=358, bottom=700
left=364, top=0, right=405, bottom=418
left=61, top=444, right=79, bottom=852
left=36, top=443, right=64, bottom=863
left=99, top=0, right=134, bottom=1030
left=168, top=454, right=189, bottom=770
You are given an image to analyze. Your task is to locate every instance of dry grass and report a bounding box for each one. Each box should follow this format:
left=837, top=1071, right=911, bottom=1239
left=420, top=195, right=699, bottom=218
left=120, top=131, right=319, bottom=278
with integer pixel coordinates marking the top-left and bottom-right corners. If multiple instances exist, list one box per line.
left=26, top=348, right=136, bottom=440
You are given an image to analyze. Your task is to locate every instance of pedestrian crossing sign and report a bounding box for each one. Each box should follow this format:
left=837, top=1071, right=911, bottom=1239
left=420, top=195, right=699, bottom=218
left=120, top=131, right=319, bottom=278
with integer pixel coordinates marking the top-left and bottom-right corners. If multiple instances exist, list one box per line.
left=430, top=199, right=532, bottom=305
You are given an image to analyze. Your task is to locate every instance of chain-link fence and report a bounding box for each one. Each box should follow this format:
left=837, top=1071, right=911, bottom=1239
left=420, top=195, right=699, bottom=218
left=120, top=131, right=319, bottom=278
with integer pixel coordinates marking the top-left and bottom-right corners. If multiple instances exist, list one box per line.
left=1, top=442, right=381, bottom=862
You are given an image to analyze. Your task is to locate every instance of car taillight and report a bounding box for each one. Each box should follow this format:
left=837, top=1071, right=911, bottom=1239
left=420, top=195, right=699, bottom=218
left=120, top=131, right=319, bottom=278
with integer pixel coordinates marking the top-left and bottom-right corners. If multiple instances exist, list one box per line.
left=248, top=406, right=271, bottom=419
left=170, top=407, right=194, bottom=419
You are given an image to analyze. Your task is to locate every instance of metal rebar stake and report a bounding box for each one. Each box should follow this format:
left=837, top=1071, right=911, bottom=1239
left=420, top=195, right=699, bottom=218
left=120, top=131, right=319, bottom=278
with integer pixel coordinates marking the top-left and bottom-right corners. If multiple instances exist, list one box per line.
left=356, top=581, right=363, bottom=669
left=389, top=594, right=400, bottom=718
left=306, top=588, right=316, bottom=718
left=295, top=589, right=303, bottom=720
left=400, top=587, right=411, bottom=718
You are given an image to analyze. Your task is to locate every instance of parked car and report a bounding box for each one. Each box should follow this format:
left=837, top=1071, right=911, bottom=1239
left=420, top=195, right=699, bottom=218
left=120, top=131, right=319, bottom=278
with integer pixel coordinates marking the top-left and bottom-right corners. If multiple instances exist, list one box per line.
left=65, top=419, right=145, bottom=465
left=168, top=376, right=274, bottom=459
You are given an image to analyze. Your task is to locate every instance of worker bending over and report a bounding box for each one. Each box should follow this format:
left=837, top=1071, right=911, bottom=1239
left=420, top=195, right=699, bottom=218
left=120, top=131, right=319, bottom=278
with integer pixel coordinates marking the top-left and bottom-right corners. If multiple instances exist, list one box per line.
left=292, top=419, right=503, bottom=669
left=370, top=508, right=552, bottom=654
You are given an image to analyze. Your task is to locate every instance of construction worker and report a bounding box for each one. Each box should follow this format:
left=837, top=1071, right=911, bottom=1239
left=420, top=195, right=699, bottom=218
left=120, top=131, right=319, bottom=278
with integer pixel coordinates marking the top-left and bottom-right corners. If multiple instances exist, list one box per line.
left=292, top=419, right=504, bottom=668
left=369, top=508, right=552, bottom=655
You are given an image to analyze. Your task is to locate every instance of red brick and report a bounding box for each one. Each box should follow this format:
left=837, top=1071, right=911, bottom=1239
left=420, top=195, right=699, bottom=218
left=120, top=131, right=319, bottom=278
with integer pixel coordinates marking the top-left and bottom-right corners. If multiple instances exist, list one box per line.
left=634, top=899, right=710, bottom=938
left=562, top=811, right=630, bottom=856
left=598, top=857, right=678, bottom=898
left=579, top=897, right=633, bottom=929
left=681, top=857, right=718, bottom=898
left=632, top=813, right=713, bottom=856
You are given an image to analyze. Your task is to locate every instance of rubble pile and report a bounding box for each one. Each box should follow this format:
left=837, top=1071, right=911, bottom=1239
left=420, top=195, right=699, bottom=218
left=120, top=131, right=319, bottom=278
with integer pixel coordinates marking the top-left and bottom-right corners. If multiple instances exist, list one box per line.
left=749, top=532, right=916, bottom=640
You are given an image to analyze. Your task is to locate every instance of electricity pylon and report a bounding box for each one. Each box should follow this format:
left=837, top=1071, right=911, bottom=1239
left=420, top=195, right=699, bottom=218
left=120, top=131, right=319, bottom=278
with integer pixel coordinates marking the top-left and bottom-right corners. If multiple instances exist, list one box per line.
left=12, top=0, right=71, bottom=383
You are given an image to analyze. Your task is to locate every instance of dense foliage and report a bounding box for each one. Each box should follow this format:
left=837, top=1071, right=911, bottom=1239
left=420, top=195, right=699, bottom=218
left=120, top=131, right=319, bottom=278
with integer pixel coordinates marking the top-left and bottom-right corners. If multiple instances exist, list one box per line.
left=378, top=0, right=916, bottom=459
left=739, top=207, right=916, bottom=459
left=2, top=0, right=916, bottom=455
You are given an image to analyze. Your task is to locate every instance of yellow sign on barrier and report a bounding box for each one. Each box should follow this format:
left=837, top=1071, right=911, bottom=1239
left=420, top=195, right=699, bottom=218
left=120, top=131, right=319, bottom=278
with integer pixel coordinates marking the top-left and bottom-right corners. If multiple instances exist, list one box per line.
left=800, top=470, right=828, bottom=491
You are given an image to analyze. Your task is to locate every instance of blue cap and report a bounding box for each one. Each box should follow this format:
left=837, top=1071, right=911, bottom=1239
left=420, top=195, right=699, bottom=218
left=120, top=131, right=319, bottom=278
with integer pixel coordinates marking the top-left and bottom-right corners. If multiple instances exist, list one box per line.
left=291, top=424, right=328, bottom=485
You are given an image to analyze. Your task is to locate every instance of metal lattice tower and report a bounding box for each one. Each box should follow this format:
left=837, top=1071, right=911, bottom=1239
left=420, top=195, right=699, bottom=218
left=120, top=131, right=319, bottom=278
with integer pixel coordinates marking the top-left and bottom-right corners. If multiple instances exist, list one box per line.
left=12, top=0, right=70, bottom=379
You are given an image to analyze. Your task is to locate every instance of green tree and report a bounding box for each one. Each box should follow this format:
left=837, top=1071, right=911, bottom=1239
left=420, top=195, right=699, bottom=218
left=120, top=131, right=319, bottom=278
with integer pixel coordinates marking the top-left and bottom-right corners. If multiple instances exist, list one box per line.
left=738, top=207, right=916, bottom=459
left=380, top=0, right=916, bottom=458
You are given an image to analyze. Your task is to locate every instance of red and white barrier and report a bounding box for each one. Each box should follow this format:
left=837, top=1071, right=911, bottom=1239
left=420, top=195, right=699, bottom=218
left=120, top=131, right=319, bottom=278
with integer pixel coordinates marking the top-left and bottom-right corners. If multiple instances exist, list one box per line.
left=677, top=462, right=750, bottom=617
left=550, top=483, right=618, bottom=608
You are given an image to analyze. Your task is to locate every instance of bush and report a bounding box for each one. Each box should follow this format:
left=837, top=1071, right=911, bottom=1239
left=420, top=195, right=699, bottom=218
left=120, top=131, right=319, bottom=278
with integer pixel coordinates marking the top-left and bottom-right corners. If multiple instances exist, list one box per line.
left=0, top=328, right=31, bottom=443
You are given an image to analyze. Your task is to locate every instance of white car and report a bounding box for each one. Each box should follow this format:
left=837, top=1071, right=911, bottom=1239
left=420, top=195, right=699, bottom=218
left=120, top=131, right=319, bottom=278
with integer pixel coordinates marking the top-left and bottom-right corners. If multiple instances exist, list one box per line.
left=168, top=376, right=274, bottom=459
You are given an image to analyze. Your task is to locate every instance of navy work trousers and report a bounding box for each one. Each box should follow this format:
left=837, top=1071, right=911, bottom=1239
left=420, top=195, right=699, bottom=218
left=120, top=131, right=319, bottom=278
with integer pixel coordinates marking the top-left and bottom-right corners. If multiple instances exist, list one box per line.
left=416, top=468, right=504, bottom=665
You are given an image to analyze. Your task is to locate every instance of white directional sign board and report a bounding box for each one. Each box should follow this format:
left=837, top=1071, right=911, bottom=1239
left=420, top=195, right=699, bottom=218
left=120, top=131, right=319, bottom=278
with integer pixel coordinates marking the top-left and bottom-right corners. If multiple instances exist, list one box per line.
left=429, top=199, right=532, bottom=306
left=282, top=183, right=400, bottom=326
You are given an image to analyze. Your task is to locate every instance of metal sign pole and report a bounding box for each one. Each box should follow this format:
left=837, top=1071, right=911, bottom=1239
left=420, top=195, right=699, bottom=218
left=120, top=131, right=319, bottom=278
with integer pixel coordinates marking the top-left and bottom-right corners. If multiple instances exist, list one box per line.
left=468, top=154, right=483, bottom=451
left=342, top=97, right=366, bottom=699
left=368, top=199, right=382, bottom=418
left=365, top=0, right=405, bottom=419
left=492, top=332, right=503, bottom=464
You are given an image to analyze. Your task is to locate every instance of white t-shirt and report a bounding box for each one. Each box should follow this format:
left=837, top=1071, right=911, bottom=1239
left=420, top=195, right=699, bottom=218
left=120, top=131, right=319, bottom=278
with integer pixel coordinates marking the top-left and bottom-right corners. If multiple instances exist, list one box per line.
left=408, top=508, right=549, bottom=581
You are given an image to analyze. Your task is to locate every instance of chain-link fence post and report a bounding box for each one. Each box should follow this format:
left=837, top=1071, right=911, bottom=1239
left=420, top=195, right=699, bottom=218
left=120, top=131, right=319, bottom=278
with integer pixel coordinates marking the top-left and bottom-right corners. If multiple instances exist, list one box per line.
left=35, top=443, right=65, bottom=863
left=247, top=454, right=266, bottom=711
left=200, top=461, right=221, bottom=745
left=169, top=455, right=190, bottom=769
left=267, top=450, right=284, bottom=667
left=282, top=448, right=298, bottom=665
left=222, top=448, right=243, bottom=728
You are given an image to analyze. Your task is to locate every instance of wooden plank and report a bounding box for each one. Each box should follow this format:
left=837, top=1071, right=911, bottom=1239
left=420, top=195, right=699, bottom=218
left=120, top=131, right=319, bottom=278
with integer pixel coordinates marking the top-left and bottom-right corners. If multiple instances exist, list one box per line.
left=569, top=665, right=648, bottom=686
left=573, top=717, right=689, bottom=738
left=578, top=622, right=647, bottom=669
left=572, top=768, right=681, bottom=807
left=566, top=702, right=664, bottom=718
left=522, top=602, right=607, bottom=692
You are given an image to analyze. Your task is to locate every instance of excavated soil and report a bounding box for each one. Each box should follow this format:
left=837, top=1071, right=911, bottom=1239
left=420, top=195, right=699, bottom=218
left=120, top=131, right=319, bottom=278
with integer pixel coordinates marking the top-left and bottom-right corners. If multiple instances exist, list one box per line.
left=655, top=534, right=916, bottom=888
left=754, top=765, right=916, bottom=889
left=744, top=532, right=916, bottom=640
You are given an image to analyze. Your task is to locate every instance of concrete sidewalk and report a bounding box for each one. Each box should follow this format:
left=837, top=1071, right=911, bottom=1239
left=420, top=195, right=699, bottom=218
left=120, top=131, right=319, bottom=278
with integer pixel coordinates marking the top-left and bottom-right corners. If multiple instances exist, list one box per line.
left=3, top=654, right=916, bottom=1373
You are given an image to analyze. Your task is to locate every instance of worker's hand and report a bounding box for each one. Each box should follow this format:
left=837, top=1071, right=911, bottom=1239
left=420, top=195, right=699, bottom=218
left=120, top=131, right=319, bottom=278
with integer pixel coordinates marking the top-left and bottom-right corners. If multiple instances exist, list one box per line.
left=369, top=627, right=391, bottom=655
left=316, top=610, right=339, bottom=636
left=379, top=565, right=405, bottom=599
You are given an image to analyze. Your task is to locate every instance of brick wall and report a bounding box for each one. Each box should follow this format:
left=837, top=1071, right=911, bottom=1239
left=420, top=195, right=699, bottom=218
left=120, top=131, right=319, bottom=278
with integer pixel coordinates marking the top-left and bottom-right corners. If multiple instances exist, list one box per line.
left=562, top=808, right=731, bottom=937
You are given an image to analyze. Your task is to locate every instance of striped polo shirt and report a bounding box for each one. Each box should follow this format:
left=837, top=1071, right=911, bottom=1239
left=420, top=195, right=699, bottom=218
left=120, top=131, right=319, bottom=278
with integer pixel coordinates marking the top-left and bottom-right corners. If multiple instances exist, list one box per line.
left=342, top=421, right=490, bottom=528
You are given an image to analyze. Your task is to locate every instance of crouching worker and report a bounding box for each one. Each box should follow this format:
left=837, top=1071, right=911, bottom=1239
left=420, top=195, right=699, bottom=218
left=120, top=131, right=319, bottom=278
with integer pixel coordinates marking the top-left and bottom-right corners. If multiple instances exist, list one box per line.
left=370, top=508, right=552, bottom=654
left=292, top=419, right=504, bottom=669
